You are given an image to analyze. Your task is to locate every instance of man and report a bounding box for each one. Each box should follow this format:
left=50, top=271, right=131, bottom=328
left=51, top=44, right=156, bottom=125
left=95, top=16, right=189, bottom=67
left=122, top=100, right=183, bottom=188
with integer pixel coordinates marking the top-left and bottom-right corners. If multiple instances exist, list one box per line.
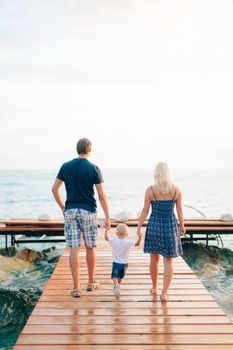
left=52, top=138, right=110, bottom=297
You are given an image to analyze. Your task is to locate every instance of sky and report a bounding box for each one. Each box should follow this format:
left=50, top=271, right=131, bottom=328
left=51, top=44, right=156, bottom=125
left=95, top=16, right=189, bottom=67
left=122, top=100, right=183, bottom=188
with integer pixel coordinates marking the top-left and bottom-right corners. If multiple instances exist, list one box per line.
left=0, top=0, right=233, bottom=171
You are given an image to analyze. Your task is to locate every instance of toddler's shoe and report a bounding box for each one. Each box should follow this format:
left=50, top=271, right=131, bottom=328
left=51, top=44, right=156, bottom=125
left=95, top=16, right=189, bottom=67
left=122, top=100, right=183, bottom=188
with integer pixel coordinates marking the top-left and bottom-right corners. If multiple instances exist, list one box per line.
left=114, top=284, right=120, bottom=298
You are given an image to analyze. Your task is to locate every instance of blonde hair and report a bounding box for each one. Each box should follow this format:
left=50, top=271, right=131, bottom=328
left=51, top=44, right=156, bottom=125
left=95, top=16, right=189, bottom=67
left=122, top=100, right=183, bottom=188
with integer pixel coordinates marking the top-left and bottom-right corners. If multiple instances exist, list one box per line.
left=154, top=162, right=174, bottom=195
left=116, top=223, right=129, bottom=238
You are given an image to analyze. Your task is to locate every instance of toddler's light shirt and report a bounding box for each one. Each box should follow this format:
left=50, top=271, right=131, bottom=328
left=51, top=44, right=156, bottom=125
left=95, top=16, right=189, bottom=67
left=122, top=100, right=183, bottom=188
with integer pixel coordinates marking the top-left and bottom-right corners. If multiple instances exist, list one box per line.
left=109, top=236, right=135, bottom=264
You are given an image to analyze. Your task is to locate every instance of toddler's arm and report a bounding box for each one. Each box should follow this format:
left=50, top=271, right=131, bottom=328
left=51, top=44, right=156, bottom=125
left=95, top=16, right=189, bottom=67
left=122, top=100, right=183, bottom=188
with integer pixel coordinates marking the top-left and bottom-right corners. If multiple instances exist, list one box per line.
left=104, top=229, right=110, bottom=241
left=134, top=233, right=142, bottom=246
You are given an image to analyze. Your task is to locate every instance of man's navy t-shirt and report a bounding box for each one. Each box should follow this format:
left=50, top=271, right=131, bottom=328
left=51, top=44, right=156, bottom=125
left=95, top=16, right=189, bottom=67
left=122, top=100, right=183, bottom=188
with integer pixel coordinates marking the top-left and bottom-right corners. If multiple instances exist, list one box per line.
left=56, top=158, right=103, bottom=213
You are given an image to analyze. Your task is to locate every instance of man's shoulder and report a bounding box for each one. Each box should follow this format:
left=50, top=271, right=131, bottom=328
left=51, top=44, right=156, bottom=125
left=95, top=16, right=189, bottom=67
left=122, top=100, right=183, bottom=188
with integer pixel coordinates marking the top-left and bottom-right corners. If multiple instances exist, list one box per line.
left=87, top=160, right=101, bottom=171
left=61, top=158, right=77, bottom=167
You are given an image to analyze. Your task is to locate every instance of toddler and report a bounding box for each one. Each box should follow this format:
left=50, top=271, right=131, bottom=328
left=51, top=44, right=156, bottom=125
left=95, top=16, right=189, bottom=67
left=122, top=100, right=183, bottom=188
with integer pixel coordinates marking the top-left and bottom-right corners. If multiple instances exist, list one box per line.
left=105, top=223, right=141, bottom=298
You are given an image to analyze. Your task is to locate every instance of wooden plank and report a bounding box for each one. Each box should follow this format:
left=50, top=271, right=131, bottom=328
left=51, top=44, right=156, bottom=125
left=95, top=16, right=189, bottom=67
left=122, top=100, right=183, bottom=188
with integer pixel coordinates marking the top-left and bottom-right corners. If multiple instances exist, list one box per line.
left=15, top=334, right=233, bottom=345
left=31, top=308, right=225, bottom=316
left=22, top=324, right=233, bottom=334
left=13, top=345, right=233, bottom=350
left=35, top=301, right=220, bottom=309
left=42, top=289, right=211, bottom=295
left=39, top=295, right=215, bottom=302
left=27, top=315, right=231, bottom=325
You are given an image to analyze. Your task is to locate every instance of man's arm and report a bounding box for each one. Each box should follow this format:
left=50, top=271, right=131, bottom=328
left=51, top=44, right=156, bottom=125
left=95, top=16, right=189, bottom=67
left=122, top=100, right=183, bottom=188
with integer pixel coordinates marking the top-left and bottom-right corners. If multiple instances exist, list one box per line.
left=95, top=183, right=110, bottom=230
left=52, top=178, right=65, bottom=214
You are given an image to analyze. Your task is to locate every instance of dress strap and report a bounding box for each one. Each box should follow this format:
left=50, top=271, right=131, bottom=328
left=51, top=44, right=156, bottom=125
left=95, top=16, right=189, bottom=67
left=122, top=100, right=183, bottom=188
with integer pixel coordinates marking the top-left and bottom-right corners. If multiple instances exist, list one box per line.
left=173, top=190, right=176, bottom=200
left=151, top=186, right=157, bottom=201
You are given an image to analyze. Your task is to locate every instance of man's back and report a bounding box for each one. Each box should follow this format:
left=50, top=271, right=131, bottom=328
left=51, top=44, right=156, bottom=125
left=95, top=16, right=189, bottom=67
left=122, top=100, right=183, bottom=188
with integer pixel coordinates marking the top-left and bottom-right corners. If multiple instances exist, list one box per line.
left=57, top=158, right=103, bottom=213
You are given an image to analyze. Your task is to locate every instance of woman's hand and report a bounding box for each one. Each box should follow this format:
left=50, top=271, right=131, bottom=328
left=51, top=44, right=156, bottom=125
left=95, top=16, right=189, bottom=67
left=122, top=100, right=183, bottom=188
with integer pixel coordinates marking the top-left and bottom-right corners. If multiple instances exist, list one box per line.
left=137, top=226, right=142, bottom=237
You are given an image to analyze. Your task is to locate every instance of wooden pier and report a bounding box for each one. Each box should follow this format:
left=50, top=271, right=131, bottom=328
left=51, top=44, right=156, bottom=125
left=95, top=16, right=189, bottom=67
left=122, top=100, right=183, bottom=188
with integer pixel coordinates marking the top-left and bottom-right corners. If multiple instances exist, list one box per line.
left=1, top=218, right=233, bottom=249
left=13, top=228, right=233, bottom=350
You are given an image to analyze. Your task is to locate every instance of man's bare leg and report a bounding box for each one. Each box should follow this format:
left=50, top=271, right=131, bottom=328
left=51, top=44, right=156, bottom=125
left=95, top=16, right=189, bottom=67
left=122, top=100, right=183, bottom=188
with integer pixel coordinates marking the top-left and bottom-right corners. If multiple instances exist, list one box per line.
left=86, top=247, right=96, bottom=283
left=69, top=247, right=81, bottom=290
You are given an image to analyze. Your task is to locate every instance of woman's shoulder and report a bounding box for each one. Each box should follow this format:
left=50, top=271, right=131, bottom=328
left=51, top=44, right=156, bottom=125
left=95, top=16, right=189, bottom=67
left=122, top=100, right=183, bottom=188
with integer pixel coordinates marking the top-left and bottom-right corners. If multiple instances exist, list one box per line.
left=173, top=184, right=182, bottom=196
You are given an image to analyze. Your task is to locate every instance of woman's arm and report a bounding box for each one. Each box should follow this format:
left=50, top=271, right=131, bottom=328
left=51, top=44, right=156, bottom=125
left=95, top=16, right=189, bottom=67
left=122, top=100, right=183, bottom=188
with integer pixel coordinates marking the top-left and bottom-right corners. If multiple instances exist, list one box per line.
left=176, top=191, right=186, bottom=233
left=135, top=233, right=142, bottom=246
left=137, top=187, right=151, bottom=235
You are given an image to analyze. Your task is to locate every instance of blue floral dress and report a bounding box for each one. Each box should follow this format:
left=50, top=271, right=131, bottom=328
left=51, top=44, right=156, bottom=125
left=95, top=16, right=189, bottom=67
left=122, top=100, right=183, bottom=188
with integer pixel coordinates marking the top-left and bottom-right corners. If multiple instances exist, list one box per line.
left=144, top=187, right=182, bottom=258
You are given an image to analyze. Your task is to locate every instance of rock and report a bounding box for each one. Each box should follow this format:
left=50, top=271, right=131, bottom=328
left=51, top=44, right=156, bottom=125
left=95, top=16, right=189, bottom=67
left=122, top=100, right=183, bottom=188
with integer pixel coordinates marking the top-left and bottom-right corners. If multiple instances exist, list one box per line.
left=38, top=213, right=52, bottom=221
left=220, top=213, right=233, bottom=221
left=0, top=270, right=9, bottom=282
left=199, top=262, right=220, bottom=278
left=0, top=255, right=34, bottom=272
left=0, top=246, right=18, bottom=257
left=114, top=211, right=134, bottom=222
left=15, top=248, right=45, bottom=262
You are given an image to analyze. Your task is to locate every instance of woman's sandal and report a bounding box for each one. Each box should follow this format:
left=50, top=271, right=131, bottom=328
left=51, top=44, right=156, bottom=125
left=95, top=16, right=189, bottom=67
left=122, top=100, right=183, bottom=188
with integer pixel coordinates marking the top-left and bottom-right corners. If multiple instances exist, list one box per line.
left=160, top=294, right=169, bottom=302
left=71, top=288, right=82, bottom=298
left=150, top=288, right=158, bottom=295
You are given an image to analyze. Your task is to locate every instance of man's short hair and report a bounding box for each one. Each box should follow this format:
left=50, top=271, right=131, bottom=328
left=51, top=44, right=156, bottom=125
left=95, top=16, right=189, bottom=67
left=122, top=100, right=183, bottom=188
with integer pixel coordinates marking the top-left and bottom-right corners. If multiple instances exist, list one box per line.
left=76, top=138, right=92, bottom=155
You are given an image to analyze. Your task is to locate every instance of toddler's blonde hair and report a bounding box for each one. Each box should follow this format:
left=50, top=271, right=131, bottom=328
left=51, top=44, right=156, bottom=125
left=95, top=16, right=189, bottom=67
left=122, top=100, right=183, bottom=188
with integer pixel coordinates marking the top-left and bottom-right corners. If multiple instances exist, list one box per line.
left=116, top=223, right=129, bottom=238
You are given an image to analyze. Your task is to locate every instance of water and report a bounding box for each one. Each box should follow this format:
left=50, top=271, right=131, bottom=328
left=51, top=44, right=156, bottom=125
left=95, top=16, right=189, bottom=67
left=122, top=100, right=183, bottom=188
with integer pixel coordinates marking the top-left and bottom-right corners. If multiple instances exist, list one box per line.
left=1, top=168, right=233, bottom=246
left=0, top=168, right=233, bottom=349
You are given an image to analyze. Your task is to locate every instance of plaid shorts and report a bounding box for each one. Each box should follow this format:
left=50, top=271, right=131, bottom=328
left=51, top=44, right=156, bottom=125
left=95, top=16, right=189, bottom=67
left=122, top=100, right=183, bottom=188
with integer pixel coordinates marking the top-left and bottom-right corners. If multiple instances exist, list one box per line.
left=64, top=208, right=98, bottom=248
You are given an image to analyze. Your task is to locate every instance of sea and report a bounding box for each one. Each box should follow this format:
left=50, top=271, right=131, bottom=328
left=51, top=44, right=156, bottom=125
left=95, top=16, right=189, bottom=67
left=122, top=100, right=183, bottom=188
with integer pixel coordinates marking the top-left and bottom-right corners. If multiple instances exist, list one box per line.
left=0, top=168, right=233, bottom=349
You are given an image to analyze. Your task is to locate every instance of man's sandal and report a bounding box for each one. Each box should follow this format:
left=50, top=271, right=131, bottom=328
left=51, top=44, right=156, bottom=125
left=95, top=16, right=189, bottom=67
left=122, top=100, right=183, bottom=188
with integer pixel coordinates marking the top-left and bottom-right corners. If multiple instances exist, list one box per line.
left=86, top=280, right=99, bottom=291
left=71, top=288, right=82, bottom=298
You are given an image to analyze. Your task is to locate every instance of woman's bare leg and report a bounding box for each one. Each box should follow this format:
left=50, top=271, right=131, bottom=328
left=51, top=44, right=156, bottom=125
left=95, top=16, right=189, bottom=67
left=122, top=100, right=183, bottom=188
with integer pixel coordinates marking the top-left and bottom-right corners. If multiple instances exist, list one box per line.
left=161, top=257, right=173, bottom=301
left=150, top=253, right=160, bottom=292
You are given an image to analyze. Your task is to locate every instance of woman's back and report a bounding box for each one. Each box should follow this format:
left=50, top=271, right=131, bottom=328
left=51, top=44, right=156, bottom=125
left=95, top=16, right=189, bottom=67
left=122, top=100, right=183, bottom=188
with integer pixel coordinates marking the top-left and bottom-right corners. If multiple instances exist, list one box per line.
left=144, top=184, right=182, bottom=258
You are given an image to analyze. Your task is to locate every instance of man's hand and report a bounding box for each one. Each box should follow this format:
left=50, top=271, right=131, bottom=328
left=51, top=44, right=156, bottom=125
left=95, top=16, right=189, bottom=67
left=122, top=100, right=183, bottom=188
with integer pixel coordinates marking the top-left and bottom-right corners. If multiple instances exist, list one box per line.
left=104, top=229, right=110, bottom=241
left=105, top=219, right=111, bottom=231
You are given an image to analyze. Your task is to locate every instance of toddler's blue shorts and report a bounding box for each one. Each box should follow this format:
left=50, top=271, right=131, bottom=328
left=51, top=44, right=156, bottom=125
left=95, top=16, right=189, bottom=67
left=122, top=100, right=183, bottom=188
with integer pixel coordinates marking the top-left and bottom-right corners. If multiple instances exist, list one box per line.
left=111, top=261, right=128, bottom=279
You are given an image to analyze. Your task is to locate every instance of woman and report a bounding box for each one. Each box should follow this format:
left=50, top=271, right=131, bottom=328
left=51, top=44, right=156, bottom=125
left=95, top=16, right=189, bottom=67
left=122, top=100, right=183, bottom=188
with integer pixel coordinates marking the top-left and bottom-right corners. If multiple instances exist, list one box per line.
left=137, top=162, right=186, bottom=302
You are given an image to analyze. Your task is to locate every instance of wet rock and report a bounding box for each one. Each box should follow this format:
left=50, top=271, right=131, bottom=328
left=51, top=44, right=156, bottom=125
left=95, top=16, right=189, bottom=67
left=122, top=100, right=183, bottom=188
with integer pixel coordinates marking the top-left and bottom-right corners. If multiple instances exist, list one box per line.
left=37, top=213, right=53, bottom=221
left=220, top=213, right=233, bottom=221
left=199, top=262, right=220, bottom=278
left=0, top=255, right=34, bottom=272
left=0, top=246, right=18, bottom=257
left=15, top=248, right=45, bottom=262
left=0, top=270, right=9, bottom=283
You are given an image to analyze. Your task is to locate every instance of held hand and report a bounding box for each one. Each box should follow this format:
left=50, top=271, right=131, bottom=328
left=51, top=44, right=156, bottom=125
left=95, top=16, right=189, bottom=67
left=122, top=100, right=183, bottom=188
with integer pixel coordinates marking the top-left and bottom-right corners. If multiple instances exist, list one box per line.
left=179, top=227, right=186, bottom=236
left=137, top=227, right=142, bottom=237
left=104, top=219, right=111, bottom=231
left=62, top=208, right=65, bottom=216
